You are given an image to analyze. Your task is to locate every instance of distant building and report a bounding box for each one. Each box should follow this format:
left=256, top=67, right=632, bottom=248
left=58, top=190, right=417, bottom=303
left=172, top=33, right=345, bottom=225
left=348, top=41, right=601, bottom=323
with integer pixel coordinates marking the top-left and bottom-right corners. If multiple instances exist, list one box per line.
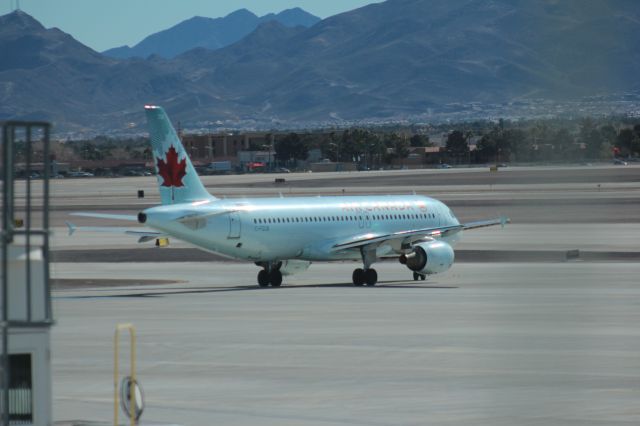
left=181, top=132, right=275, bottom=164
left=306, top=148, right=323, bottom=163
left=391, top=146, right=446, bottom=168
left=238, top=150, right=276, bottom=171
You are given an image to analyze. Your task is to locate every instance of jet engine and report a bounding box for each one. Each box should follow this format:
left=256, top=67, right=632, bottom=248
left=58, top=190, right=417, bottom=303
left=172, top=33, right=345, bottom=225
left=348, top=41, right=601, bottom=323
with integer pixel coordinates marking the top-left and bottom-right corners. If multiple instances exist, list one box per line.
left=279, top=260, right=311, bottom=276
left=399, top=241, right=454, bottom=275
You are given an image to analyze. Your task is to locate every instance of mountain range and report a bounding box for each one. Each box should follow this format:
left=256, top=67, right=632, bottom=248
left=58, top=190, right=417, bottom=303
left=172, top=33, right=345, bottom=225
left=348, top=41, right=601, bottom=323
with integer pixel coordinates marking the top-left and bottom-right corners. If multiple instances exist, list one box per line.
left=1, top=0, right=639, bottom=135
left=102, top=8, right=320, bottom=59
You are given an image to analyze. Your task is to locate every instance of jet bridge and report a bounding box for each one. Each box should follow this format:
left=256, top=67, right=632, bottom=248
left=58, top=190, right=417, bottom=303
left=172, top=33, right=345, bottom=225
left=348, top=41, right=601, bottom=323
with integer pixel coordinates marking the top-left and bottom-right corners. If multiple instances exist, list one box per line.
left=1, top=121, right=53, bottom=425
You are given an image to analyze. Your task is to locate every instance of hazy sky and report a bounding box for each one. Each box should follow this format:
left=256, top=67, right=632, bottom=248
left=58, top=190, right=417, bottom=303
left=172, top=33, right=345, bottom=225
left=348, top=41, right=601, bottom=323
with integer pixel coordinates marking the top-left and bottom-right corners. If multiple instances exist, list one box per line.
left=5, top=0, right=379, bottom=51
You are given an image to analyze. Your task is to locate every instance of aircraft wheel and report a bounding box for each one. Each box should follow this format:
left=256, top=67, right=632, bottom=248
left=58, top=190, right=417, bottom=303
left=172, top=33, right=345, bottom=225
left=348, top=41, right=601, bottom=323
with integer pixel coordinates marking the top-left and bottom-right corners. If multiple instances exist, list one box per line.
left=420, top=274, right=426, bottom=281
left=257, top=270, right=270, bottom=287
left=270, top=269, right=283, bottom=287
left=413, top=271, right=420, bottom=281
left=364, top=268, right=377, bottom=286
left=352, top=268, right=365, bottom=286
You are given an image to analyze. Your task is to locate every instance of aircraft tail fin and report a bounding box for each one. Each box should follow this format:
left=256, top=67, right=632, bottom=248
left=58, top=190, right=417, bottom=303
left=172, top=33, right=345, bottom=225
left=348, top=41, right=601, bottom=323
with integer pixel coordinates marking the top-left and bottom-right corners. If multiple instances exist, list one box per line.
left=144, top=105, right=215, bottom=205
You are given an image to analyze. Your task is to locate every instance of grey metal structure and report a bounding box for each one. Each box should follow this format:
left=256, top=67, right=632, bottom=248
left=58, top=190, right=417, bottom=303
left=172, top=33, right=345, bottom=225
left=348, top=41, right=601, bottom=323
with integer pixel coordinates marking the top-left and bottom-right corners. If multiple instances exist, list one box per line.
left=1, top=121, right=53, bottom=425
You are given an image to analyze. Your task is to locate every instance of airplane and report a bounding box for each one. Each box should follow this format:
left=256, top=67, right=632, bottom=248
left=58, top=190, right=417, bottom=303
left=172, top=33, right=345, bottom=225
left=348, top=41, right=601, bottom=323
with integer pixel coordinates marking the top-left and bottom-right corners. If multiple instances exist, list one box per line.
left=69, top=105, right=509, bottom=287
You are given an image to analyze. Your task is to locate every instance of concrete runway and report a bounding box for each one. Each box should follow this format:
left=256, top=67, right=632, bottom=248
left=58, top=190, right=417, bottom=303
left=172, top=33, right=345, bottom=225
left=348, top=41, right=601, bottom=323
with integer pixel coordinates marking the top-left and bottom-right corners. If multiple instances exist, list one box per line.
left=41, top=165, right=640, bottom=425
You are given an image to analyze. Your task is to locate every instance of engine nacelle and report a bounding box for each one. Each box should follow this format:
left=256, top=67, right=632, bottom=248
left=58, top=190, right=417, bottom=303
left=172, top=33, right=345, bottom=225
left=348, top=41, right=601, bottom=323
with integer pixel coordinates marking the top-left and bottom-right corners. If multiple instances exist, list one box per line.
left=279, top=260, right=311, bottom=276
left=399, top=241, right=454, bottom=275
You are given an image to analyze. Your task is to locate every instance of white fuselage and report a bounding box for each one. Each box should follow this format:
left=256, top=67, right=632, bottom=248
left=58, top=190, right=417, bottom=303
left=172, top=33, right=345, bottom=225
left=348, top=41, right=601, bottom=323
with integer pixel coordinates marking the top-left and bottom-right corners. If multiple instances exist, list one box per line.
left=143, top=194, right=461, bottom=262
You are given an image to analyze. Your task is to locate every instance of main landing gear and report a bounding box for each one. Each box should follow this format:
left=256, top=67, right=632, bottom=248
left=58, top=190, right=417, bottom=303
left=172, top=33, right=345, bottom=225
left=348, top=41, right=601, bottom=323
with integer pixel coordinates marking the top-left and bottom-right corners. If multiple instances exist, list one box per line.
left=256, top=262, right=282, bottom=287
left=352, top=246, right=378, bottom=286
left=413, top=271, right=426, bottom=281
left=352, top=268, right=377, bottom=286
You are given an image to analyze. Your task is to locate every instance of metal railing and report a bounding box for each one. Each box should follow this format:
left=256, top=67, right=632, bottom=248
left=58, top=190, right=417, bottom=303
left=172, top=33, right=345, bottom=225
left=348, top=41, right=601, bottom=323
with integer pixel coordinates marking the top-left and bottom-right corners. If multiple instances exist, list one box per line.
left=8, top=386, right=32, bottom=424
left=1, top=121, right=53, bottom=426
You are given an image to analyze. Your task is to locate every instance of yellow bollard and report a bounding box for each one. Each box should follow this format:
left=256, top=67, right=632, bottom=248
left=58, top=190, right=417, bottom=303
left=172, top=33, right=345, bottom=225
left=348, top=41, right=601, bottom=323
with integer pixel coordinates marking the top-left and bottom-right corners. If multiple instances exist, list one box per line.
left=155, top=237, right=170, bottom=247
left=114, top=323, right=137, bottom=426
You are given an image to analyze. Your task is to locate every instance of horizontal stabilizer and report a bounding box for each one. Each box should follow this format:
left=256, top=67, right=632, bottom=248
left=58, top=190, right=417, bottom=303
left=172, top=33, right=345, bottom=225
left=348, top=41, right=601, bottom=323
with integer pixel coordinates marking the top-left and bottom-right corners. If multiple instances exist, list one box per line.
left=137, top=235, right=158, bottom=243
left=70, top=212, right=138, bottom=221
left=64, top=224, right=165, bottom=243
left=65, top=221, right=76, bottom=236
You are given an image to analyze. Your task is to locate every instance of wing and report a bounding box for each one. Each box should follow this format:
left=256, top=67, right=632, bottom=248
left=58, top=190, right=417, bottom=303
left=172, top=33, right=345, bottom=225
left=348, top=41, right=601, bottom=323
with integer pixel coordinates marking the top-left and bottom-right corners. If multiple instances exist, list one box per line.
left=463, top=215, right=510, bottom=230
left=331, top=224, right=464, bottom=252
left=330, top=215, right=510, bottom=252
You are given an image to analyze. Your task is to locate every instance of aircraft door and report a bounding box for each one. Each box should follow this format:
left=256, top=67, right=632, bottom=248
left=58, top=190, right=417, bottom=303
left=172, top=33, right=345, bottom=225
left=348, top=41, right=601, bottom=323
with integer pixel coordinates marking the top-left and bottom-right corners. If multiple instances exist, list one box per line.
left=228, top=212, right=241, bottom=239
left=357, top=209, right=371, bottom=229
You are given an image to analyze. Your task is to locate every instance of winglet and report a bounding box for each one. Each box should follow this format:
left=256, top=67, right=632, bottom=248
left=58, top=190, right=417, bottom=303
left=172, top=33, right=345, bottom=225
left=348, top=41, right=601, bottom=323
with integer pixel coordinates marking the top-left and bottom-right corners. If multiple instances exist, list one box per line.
left=65, top=221, right=76, bottom=236
left=500, top=215, right=510, bottom=229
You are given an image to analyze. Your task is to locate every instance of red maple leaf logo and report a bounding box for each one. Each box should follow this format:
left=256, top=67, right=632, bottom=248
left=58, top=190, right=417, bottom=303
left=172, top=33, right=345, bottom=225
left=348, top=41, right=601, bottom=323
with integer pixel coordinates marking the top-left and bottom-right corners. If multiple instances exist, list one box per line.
left=157, top=146, right=186, bottom=187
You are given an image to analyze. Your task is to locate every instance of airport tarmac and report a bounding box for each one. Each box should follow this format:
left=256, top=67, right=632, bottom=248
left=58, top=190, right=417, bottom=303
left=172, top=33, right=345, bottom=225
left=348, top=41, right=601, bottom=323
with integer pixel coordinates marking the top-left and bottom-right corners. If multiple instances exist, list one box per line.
left=40, top=165, right=640, bottom=425
left=51, top=261, right=640, bottom=426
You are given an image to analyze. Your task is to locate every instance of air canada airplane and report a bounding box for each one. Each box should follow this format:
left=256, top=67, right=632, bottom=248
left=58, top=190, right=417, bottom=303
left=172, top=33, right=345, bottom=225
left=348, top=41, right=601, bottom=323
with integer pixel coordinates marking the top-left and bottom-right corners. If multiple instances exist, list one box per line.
left=69, top=105, right=509, bottom=287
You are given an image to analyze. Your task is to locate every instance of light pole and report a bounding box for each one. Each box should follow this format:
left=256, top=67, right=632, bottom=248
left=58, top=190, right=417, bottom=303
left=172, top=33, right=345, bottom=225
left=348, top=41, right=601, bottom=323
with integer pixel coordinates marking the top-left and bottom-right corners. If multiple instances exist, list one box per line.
left=368, top=143, right=377, bottom=170
left=262, top=144, right=272, bottom=172
left=329, top=142, right=340, bottom=162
